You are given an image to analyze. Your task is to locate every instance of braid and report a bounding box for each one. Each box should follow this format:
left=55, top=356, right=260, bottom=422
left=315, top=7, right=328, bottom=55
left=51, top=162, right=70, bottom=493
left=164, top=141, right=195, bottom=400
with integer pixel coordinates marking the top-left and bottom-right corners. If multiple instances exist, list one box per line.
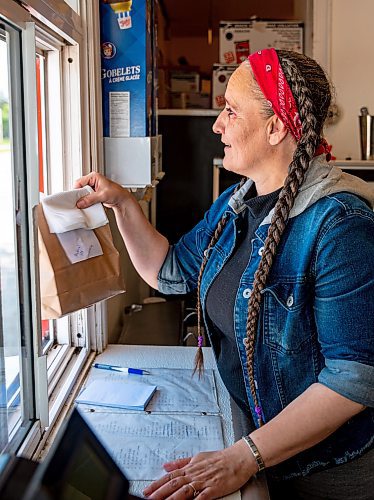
left=193, top=177, right=247, bottom=376
left=244, top=52, right=330, bottom=426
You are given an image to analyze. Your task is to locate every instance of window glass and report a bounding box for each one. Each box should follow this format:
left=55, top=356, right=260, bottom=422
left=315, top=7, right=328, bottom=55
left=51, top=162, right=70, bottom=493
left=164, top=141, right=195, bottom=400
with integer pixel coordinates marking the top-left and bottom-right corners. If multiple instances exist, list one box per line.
left=0, top=26, right=26, bottom=449
left=0, top=0, right=97, bottom=456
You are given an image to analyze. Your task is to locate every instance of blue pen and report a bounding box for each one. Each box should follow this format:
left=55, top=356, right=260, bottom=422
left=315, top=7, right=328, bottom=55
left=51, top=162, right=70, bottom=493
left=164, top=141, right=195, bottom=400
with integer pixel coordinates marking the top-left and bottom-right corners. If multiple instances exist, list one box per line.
left=92, top=363, right=150, bottom=375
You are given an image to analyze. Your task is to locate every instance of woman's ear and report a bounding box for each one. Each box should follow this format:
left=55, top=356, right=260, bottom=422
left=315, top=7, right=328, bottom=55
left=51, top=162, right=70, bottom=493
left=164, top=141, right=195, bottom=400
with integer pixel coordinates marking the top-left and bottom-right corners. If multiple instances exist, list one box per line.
left=267, top=115, right=289, bottom=146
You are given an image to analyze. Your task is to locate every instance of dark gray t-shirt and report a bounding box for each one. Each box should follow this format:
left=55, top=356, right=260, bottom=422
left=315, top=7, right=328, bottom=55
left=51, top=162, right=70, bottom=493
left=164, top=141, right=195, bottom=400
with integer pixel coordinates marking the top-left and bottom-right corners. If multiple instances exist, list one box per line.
left=206, top=185, right=281, bottom=414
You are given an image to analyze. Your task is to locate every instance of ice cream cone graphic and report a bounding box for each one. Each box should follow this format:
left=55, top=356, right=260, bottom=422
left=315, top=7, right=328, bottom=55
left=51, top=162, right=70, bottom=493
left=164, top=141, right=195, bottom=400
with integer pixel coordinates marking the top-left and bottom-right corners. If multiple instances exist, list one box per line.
left=104, top=0, right=133, bottom=30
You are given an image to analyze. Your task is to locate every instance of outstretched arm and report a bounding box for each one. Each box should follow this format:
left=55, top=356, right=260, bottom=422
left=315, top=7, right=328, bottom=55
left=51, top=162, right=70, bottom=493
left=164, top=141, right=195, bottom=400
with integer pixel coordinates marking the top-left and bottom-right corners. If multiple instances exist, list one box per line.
left=75, top=172, right=169, bottom=289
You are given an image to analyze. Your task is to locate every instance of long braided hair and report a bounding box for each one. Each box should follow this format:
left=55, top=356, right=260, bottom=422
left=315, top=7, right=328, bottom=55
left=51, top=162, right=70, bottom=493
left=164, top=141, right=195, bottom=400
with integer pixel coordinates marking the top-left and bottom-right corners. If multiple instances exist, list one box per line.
left=194, top=50, right=332, bottom=424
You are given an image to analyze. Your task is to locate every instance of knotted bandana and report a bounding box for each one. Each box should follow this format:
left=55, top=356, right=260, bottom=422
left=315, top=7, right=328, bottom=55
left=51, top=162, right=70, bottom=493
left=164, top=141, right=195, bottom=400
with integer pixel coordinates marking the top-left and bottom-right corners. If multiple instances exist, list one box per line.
left=248, top=48, right=334, bottom=160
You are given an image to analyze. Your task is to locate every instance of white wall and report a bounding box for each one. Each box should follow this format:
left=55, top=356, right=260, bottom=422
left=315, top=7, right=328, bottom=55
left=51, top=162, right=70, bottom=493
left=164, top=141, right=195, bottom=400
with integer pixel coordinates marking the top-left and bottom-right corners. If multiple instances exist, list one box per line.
left=318, top=0, right=374, bottom=160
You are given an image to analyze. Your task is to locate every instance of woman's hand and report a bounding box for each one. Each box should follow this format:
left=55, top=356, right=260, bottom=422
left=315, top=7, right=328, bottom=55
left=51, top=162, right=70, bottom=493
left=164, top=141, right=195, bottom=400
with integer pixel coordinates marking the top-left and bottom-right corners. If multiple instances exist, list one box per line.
left=74, top=172, right=130, bottom=209
left=143, top=440, right=257, bottom=500
left=75, top=171, right=169, bottom=289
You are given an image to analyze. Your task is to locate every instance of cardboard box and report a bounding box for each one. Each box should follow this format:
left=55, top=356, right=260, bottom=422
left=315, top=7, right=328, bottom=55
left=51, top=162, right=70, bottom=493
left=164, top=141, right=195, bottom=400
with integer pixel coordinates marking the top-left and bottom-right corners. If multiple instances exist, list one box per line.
left=212, top=64, right=237, bottom=109
left=100, top=0, right=156, bottom=137
left=170, top=72, right=200, bottom=93
left=170, top=92, right=210, bottom=109
left=201, top=78, right=211, bottom=95
left=219, top=21, right=304, bottom=64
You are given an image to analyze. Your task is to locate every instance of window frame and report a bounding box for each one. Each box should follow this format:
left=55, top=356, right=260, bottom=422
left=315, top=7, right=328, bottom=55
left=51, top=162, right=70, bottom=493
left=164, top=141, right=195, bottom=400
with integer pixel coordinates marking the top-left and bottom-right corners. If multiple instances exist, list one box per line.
left=0, top=1, right=38, bottom=455
left=0, top=0, right=107, bottom=458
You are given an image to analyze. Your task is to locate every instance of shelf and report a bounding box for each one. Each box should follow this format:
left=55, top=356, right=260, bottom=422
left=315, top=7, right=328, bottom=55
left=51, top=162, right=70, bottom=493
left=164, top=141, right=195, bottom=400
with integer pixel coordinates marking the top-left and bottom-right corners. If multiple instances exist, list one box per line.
left=332, top=160, right=374, bottom=169
left=158, top=109, right=220, bottom=117
left=213, top=157, right=374, bottom=171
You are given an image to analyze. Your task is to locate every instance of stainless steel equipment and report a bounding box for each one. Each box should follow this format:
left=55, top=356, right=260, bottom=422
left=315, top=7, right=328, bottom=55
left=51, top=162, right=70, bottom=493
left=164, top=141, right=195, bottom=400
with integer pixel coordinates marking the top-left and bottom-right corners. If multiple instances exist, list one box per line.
left=359, top=107, right=374, bottom=160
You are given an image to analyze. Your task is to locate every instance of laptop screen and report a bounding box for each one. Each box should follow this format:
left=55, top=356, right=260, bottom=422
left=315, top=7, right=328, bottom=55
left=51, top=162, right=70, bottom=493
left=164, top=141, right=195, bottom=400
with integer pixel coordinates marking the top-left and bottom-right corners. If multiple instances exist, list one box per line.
left=26, top=408, right=131, bottom=500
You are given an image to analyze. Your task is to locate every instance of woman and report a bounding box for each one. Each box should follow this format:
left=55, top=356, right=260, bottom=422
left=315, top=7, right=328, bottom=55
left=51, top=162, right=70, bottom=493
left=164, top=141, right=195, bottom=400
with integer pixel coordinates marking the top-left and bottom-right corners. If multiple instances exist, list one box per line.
left=76, top=49, right=374, bottom=499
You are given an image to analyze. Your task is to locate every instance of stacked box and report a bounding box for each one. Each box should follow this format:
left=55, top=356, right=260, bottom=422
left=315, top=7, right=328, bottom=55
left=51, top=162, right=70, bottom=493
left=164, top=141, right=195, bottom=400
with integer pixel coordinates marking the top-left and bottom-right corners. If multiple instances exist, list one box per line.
left=100, top=0, right=156, bottom=137
left=169, top=71, right=204, bottom=109
left=170, top=92, right=210, bottom=109
left=170, top=72, right=200, bottom=93
left=212, top=21, right=303, bottom=110
left=212, top=64, right=236, bottom=110
left=219, top=20, right=303, bottom=64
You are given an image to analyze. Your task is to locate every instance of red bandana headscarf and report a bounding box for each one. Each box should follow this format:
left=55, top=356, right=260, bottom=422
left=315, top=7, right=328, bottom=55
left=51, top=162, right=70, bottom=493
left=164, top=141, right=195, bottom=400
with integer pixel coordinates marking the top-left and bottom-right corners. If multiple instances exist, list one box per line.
left=248, top=48, right=334, bottom=161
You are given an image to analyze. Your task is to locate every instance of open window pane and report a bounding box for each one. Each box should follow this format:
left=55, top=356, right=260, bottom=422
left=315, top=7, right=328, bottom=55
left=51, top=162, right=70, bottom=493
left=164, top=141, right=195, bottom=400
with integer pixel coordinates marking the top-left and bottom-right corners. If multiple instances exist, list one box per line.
left=0, top=24, right=30, bottom=450
left=34, top=34, right=90, bottom=377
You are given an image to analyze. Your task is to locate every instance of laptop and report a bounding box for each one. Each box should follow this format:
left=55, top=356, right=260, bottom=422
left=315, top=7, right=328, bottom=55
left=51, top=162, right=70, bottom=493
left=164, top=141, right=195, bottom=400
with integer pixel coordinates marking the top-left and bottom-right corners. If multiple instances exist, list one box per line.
left=0, top=408, right=136, bottom=500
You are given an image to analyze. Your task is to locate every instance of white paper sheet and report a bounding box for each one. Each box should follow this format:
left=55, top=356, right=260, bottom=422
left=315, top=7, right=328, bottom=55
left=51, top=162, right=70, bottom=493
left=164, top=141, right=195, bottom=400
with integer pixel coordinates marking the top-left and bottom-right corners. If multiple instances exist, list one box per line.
left=56, top=228, right=103, bottom=263
left=84, top=368, right=219, bottom=414
left=41, top=186, right=108, bottom=234
left=76, top=379, right=157, bottom=410
left=80, top=411, right=224, bottom=480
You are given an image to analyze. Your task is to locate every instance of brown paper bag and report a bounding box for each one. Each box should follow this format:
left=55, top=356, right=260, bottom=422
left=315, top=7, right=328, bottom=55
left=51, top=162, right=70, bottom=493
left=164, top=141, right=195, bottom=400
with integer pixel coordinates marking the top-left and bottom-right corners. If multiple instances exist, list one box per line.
left=36, top=203, right=125, bottom=319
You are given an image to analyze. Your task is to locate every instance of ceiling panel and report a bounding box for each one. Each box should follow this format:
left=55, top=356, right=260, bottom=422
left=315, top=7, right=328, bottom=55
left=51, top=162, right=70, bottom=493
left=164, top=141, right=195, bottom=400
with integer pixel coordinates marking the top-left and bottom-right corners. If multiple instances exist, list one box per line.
left=160, top=0, right=295, bottom=37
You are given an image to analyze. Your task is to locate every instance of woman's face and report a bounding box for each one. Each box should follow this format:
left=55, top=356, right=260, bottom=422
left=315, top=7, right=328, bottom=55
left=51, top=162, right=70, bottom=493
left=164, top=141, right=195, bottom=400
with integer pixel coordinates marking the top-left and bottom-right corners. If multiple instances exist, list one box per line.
left=212, top=64, right=270, bottom=177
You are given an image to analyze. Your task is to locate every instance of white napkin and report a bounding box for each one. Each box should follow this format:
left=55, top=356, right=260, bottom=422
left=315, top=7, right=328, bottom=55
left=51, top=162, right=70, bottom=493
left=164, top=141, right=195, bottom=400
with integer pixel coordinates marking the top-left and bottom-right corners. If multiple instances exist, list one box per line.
left=41, top=186, right=108, bottom=234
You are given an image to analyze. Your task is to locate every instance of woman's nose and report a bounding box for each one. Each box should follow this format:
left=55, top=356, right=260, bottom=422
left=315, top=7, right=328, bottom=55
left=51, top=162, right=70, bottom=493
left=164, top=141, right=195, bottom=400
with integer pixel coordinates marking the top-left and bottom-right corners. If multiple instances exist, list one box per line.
left=212, top=113, right=224, bottom=134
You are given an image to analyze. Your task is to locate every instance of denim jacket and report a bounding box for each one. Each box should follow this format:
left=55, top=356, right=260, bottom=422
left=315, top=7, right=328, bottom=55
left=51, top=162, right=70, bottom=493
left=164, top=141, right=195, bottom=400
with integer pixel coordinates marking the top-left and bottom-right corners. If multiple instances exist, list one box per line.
left=158, top=157, right=374, bottom=479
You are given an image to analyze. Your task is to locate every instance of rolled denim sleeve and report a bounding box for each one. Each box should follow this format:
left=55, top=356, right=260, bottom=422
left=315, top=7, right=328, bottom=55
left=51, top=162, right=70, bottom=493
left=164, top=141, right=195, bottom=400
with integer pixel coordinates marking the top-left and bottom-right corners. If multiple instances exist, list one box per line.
left=318, top=358, right=374, bottom=407
left=158, top=244, right=198, bottom=294
left=158, top=184, right=237, bottom=295
left=314, top=196, right=374, bottom=406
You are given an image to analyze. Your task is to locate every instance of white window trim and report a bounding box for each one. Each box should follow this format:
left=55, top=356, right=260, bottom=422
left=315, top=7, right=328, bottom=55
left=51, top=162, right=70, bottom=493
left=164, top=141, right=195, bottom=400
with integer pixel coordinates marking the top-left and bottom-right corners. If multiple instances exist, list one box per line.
left=47, top=345, right=75, bottom=395
left=61, top=43, right=83, bottom=187
left=88, top=302, right=108, bottom=354
left=17, top=421, right=42, bottom=460
left=48, top=348, right=92, bottom=426
left=33, top=350, right=96, bottom=461
left=35, top=25, right=65, bottom=195
left=22, top=21, right=47, bottom=433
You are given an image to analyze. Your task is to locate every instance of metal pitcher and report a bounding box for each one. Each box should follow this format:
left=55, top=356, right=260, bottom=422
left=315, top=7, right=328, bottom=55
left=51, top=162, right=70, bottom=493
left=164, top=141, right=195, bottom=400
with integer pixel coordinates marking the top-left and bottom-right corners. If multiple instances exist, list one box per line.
left=359, top=107, right=374, bottom=160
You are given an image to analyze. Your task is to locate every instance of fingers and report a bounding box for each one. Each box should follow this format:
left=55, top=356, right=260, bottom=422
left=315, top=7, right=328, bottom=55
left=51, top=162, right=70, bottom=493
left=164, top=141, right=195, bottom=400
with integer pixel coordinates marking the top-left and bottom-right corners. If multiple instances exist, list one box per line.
left=74, top=172, right=99, bottom=189
left=74, top=173, right=101, bottom=208
left=163, top=457, right=192, bottom=472
left=145, top=477, right=206, bottom=500
left=74, top=172, right=127, bottom=209
left=147, top=479, right=196, bottom=499
left=74, top=172, right=110, bottom=208
left=145, top=447, right=251, bottom=500
left=185, top=481, right=204, bottom=498
left=76, top=192, right=101, bottom=209
left=143, top=470, right=187, bottom=498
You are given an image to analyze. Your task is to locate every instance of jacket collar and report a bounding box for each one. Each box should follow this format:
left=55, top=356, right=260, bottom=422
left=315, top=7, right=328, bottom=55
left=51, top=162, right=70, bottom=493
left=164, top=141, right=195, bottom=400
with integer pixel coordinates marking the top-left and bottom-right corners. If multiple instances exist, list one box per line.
left=228, top=155, right=374, bottom=226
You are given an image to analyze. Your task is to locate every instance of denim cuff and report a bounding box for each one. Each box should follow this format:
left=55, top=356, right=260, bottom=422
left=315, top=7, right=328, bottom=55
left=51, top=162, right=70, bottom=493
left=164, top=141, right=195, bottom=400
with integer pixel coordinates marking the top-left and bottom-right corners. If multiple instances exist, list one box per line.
left=318, top=358, right=374, bottom=407
left=157, top=246, right=190, bottom=294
